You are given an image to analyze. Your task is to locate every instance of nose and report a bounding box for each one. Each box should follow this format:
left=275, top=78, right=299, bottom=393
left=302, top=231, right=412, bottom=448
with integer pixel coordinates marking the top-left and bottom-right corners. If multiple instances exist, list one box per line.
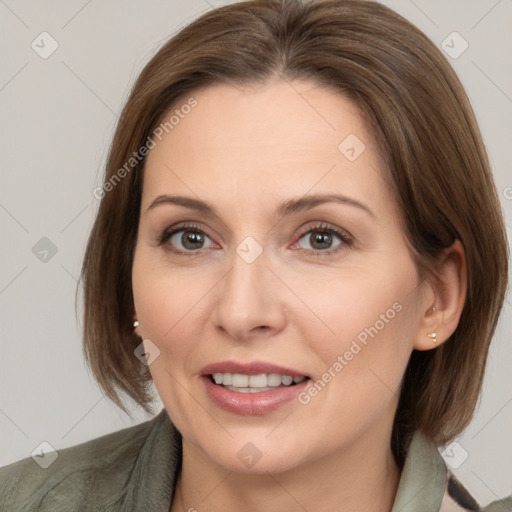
left=213, top=246, right=287, bottom=342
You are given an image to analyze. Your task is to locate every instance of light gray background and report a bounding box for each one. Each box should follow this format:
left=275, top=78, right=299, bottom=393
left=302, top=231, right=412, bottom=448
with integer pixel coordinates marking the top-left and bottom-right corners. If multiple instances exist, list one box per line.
left=1, top=0, right=511, bottom=506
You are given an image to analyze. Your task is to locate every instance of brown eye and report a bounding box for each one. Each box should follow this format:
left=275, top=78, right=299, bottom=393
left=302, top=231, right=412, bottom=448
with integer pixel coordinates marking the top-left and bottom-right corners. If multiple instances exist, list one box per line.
left=172, top=230, right=207, bottom=250
left=307, top=231, right=335, bottom=250
left=159, top=225, right=216, bottom=254
left=294, top=224, right=352, bottom=256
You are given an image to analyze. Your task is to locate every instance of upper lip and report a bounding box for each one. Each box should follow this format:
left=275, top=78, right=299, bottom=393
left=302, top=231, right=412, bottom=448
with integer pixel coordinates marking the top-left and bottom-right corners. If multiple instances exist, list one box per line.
left=201, top=360, right=309, bottom=378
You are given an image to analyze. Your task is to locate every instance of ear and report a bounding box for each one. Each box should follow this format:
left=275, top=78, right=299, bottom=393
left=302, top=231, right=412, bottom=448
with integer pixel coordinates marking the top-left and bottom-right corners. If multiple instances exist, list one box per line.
left=414, top=239, right=467, bottom=351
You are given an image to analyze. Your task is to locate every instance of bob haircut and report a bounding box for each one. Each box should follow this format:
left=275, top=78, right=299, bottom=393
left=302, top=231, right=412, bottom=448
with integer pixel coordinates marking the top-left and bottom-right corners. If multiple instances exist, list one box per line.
left=80, top=0, right=508, bottom=465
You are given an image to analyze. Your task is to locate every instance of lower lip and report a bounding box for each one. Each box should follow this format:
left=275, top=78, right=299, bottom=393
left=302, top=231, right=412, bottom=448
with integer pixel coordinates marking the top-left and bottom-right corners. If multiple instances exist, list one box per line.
left=202, top=375, right=310, bottom=415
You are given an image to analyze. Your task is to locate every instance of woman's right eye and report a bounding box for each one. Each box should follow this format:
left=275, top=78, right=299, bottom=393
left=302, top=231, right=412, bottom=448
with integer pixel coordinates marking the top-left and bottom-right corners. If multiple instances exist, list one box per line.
left=160, top=226, right=216, bottom=254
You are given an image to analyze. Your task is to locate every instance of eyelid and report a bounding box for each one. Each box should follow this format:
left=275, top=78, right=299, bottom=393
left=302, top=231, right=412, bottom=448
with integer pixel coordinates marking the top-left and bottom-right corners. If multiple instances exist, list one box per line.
left=294, top=221, right=352, bottom=242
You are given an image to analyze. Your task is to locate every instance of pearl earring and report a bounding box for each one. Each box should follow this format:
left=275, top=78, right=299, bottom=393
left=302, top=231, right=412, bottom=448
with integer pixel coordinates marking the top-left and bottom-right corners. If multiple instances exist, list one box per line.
left=133, top=320, right=139, bottom=329
left=427, top=332, right=437, bottom=343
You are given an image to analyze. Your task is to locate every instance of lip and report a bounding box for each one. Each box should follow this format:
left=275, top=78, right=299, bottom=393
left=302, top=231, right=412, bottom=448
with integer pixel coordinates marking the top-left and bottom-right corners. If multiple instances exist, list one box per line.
left=202, top=374, right=310, bottom=415
left=200, top=360, right=309, bottom=378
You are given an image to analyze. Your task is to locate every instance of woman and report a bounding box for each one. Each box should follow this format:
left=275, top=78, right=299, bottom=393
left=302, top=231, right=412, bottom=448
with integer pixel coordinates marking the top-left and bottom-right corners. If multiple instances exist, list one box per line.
left=1, top=0, right=510, bottom=510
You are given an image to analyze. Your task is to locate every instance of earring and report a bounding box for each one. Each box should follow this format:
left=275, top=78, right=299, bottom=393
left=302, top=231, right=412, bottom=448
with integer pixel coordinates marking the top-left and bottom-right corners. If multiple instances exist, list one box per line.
left=133, top=320, right=139, bottom=329
left=427, top=332, right=437, bottom=343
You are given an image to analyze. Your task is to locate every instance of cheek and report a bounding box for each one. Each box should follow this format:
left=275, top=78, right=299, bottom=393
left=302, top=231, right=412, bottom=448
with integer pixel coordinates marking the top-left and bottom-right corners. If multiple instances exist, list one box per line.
left=131, top=248, right=209, bottom=427
left=298, top=267, right=414, bottom=341
left=132, top=249, right=211, bottom=344
left=289, top=276, right=419, bottom=448
left=297, top=259, right=420, bottom=390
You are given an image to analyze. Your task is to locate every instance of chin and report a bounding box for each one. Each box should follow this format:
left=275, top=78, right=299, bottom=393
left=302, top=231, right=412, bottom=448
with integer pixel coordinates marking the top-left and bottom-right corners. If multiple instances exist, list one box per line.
left=196, top=434, right=310, bottom=475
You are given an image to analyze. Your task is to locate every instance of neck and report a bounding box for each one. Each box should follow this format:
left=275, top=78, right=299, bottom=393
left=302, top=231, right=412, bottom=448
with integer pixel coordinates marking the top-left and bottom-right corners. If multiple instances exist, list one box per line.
left=171, top=422, right=401, bottom=512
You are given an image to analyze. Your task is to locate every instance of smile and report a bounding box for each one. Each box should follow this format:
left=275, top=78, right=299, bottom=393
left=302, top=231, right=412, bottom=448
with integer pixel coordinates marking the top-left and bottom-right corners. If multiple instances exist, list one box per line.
left=211, top=372, right=307, bottom=393
left=202, top=374, right=311, bottom=415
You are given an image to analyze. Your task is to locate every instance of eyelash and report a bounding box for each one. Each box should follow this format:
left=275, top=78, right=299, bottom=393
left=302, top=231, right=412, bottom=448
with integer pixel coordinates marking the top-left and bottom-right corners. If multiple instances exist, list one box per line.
left=157, top=222, right=353, bottom=257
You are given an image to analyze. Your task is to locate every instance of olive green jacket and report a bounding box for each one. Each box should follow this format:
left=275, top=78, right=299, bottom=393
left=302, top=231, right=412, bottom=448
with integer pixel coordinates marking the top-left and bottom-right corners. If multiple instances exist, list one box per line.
left=0, top=409, right=510, bottom=511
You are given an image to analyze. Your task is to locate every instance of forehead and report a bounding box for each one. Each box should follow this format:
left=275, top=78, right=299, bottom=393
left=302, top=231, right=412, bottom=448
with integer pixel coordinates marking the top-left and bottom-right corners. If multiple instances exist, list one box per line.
left=142, top=79, right=389, bottom=211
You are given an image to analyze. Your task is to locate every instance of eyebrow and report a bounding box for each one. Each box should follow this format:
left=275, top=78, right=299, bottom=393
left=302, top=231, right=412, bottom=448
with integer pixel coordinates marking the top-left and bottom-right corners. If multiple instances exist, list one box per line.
left=146, top=193, right=375, bottom=218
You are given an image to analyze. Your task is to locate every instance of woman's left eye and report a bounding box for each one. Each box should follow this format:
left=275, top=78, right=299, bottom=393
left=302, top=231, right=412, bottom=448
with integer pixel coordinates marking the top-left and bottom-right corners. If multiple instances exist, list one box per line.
left=295, top=225, right=352, bottom=255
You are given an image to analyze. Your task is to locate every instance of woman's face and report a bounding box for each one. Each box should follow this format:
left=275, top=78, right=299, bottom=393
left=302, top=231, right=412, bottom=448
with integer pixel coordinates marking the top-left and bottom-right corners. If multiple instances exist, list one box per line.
left=132, top=79, right=431, bottom=473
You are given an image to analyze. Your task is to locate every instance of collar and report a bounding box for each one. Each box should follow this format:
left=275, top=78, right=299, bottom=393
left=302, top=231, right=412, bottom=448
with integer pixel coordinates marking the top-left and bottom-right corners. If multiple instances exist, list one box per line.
left=391, top=431, right=447, bottom=511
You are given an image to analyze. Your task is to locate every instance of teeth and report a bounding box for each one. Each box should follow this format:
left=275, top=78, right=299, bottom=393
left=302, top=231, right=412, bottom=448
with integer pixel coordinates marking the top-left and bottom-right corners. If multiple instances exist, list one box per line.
left=211, top=372, right=306, bottom=389
left=249, top=374, right=267, bottom=387
left=225, top=385, right=275, bottom=393
left=232, top=374, right=249, bottom=387
left=281, top=375, right=293, bottom=386
left=267, top=373, right=282, bottom=387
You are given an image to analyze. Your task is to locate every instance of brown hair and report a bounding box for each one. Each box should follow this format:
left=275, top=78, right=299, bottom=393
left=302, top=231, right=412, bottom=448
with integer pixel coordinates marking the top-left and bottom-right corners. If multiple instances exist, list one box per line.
left=80, top=0, right=508, bottom=465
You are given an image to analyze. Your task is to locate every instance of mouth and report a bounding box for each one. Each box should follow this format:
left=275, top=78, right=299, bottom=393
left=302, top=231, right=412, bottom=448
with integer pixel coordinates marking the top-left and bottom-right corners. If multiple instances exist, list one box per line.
left=200, top=361, right=312, bottom=414
left=208, top=372, right=310, bottom=393
left=202, top=372, right=311, bottom=415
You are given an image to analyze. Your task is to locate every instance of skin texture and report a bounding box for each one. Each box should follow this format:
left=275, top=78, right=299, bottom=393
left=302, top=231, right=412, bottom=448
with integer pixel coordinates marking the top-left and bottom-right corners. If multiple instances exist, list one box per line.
left=131, top=79, right=466, bottom=512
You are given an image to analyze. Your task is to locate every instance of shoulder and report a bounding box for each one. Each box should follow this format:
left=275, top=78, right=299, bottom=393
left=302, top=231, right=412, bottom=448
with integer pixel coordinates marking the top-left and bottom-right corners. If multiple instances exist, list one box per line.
left=443, top=470, right=512, bottom=511
left=0, top=413, right=162, bottom=512
left=394, top=431, right=512, bottom=512
left=481, top=496, right=512, bottom=511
